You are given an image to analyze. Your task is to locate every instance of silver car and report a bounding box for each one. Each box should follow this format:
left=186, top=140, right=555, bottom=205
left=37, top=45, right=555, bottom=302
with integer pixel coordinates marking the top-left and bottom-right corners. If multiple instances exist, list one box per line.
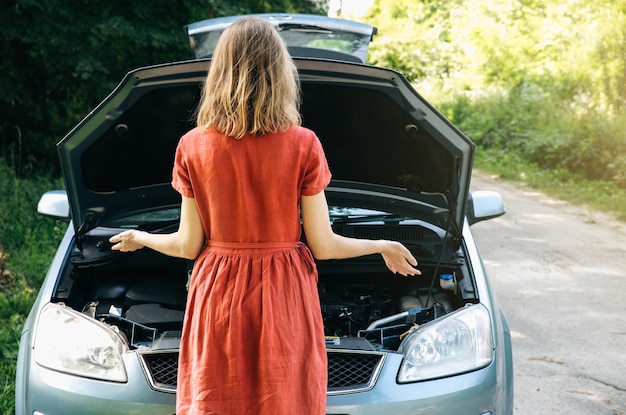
left=16, top=13, right=513, bottom=415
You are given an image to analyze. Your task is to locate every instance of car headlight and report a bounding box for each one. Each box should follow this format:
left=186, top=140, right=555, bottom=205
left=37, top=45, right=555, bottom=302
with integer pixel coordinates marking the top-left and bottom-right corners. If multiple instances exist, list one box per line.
left=33, top=302, right=128, bottom=382
left=397, top=303, right=493, bottom=383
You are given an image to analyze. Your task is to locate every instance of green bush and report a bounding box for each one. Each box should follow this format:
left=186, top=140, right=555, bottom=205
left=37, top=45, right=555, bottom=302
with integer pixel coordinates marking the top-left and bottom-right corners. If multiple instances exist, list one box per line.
left=436, top=76, right=626, bottom=191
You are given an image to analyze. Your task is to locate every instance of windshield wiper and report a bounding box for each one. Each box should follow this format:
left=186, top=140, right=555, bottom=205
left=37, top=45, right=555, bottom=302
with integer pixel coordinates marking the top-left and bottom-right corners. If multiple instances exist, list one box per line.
left=331, top=214, right=413, bottom=225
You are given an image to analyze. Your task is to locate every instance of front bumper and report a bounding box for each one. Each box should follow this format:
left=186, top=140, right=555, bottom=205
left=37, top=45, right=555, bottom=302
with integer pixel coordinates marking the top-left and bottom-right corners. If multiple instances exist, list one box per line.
left=17, top=349, right=507, bottom=415
left=16, top=347, right=176, bottom=415
left=327, top=353, right=504, bottom=414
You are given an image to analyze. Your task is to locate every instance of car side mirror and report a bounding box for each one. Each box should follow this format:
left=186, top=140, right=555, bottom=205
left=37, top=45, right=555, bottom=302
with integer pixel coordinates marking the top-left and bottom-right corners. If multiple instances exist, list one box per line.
left=38, top=190, right=70, bottom=221
left=467, top=190, right=505, bottom=226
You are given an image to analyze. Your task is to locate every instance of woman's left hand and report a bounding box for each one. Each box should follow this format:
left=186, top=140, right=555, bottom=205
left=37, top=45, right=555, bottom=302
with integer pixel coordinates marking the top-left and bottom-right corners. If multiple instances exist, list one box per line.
left=380, top=240, right=421, bottom=277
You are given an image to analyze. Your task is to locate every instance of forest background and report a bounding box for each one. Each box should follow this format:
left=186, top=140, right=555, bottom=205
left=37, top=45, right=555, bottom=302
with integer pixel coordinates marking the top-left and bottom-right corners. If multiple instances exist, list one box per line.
left=1, top=0, right=625, bottom=413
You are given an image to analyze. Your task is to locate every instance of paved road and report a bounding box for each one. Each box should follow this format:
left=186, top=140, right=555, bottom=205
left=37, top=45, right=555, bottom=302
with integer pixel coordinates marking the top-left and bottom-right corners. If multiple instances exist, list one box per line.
left=470, top=171, right=626, bottom=415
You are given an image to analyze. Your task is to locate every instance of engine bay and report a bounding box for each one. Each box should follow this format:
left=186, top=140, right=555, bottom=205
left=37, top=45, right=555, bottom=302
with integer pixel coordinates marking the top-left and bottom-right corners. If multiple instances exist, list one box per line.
left=319, top=276, right=453, bottom=351
left=52, top=207, right=478, bottom=353
left=54, top=250, right=475, bottom=354
left=71, top=271, right=465, bottom=353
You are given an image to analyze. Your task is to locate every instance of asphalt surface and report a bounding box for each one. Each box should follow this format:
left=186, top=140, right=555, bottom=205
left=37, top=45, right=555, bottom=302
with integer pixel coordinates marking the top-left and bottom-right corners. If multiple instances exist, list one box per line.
left=470, top=171, right=626, bottom=415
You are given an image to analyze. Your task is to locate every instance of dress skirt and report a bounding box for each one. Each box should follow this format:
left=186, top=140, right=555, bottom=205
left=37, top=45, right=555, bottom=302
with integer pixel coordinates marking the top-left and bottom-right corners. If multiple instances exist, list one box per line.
left=176, top=240, right=328, bottom=415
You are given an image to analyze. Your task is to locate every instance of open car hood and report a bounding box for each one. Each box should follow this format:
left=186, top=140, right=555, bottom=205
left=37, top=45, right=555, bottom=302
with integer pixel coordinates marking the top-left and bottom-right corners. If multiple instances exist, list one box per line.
left=58, top=18, right=474, bottom=242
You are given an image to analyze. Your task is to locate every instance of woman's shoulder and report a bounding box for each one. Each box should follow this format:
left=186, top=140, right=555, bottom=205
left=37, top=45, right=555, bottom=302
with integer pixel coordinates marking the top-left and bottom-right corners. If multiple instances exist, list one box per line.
left=179, top=126, right=225, bottom=146
left=283, top=125, right=319, bottom=145
left=181, top=126, right=207, bottom=141
left=288, top=125, right=315, bottom=136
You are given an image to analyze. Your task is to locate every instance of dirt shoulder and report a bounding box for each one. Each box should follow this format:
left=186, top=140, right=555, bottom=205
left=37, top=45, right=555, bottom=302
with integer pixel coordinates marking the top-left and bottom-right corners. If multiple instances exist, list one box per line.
left=470, top=170, right=626, bottom=415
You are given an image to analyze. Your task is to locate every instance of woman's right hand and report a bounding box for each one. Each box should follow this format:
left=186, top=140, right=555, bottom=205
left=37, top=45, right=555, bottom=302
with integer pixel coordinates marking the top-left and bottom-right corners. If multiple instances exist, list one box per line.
left=109, top=230, right=146, bottom=252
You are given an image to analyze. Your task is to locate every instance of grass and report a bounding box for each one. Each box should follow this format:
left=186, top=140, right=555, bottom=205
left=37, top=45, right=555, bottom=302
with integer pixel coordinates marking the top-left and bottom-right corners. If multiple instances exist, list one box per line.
left=0, top=274, right=36, bottom=413
left=475, top=148, right=626, bottom=222
left=0, top=162, right=64, bottom=415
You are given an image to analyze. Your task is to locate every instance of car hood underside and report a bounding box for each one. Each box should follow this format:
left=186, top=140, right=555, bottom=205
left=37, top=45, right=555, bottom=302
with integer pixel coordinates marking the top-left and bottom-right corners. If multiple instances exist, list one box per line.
left=58, top=59, right=474, bottom=240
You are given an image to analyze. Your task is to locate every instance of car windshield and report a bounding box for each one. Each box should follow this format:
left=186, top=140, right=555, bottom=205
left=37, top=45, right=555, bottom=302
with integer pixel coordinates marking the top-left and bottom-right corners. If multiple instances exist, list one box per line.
left=187, top=15, right=375, bottom=62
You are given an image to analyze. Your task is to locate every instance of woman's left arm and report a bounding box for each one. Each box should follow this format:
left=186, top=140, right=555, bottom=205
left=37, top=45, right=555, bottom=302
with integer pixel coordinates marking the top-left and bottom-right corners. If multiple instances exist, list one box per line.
left=301, top=191, right=420, bottom=276
left=109, top=196, right=205, bottom=260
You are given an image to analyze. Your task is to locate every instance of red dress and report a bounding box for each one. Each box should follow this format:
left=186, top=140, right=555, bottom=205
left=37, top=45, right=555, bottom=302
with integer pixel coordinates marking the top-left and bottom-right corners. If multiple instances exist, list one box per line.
left=171, top=126, right=331, bottom=415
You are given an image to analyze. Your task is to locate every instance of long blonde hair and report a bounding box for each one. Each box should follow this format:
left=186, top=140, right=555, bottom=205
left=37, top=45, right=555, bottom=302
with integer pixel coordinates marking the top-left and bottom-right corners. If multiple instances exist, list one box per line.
left=195, top=17, right=302, bottom=138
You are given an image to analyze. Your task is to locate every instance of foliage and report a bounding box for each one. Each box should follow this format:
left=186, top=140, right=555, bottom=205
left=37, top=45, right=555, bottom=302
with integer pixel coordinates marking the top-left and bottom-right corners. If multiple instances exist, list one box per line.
left=0, top=162, right=65, bottom=287
left=0, top=0, right=327, bottom=178
left=1, top=275, right=36, bottom=415
left=438, top=82, right=626, bottom=188
left=475, top=147, right=626, bottom=222
left=364, top=0, right=466, bottom=81
left=0, top=161, right=63, bottom=414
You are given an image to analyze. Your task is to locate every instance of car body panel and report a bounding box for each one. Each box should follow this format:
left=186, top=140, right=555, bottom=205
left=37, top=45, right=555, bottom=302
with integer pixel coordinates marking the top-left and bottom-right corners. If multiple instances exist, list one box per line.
left=57, top=58, right=474, bottom=242
left=17, top=210, right=512, bottom=415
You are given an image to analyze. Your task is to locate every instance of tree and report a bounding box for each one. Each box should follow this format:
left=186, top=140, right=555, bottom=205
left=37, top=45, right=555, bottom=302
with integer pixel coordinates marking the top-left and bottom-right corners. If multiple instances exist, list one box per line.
left=364, top=0, right=626, bottom=187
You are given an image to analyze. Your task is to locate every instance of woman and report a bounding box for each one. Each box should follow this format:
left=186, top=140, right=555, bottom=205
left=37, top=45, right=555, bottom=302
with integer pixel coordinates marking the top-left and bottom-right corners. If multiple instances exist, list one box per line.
left=110, top=17, right=420, bottom=415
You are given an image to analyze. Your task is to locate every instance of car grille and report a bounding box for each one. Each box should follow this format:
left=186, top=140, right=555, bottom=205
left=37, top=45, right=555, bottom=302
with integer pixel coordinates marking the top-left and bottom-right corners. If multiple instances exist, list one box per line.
left=141, top=353, right=178, bottom=392
left=327, top=350, right=385, bottom=394
left=139, top=350, right=385, bottom=394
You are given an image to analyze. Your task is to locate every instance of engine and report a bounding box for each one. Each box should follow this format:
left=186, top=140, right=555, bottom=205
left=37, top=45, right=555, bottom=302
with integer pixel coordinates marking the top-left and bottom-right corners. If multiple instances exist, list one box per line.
left=78, top=273, right=454, bottom=352
left=319, top=281, right=450, bottom=351
left=320, top=283, right=395, bottom=337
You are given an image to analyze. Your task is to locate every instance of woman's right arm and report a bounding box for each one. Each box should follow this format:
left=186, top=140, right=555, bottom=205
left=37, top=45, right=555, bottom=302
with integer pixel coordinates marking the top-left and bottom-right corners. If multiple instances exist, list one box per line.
left=109, top=195, right=205, bottom=260
left=300, top=191, right=421, bottom=276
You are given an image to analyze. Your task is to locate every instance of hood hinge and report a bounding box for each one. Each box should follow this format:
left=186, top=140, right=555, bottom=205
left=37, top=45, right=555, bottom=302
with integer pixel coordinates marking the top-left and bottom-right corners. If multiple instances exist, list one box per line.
left=76, top=210, right=104, bottom=250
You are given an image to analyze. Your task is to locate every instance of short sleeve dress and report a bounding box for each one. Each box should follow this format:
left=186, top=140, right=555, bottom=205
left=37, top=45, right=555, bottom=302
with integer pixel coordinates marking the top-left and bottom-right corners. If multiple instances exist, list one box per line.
left=172, top=125, right=332, bottom=415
